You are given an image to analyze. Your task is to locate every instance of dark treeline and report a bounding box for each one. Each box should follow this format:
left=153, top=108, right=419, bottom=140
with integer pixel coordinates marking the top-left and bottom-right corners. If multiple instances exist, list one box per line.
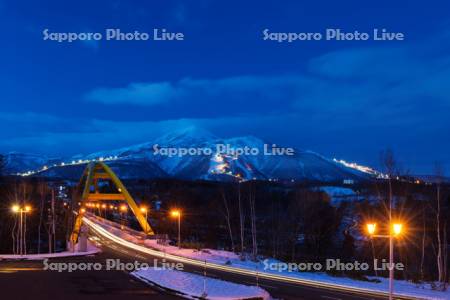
left=126, top=175, right=450, bottom=287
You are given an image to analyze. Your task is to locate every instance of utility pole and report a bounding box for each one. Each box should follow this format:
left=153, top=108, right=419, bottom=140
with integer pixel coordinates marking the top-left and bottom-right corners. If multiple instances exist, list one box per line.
left=170, top=210, right=182, bottom=248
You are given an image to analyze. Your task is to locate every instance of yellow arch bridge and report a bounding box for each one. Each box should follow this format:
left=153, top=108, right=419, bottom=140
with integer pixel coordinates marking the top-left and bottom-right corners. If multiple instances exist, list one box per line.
left=70, top=161, right=154, bottom=244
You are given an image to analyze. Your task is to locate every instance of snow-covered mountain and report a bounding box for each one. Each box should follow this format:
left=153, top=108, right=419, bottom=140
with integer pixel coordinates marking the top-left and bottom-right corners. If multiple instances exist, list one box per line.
left=3, top=127, right=377, bottom=182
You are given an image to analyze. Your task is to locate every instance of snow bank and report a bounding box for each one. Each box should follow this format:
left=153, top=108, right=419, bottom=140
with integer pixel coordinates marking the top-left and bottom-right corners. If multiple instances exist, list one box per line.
left=0, top=240, right=100, bottom=260
left=132, top=267, right=271, bottom=300
left=88, top=215, right=450, bottom=300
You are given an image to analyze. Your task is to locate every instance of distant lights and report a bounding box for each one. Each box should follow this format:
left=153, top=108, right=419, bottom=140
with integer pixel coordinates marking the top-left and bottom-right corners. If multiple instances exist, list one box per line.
left=17, top=155, right=120, bottom=177
left=334, top=158, right=387, bottom=178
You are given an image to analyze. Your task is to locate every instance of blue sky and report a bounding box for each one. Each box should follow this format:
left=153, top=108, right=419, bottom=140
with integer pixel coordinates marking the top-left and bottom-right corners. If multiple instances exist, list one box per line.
left=0, top=0, right=449, bottom=173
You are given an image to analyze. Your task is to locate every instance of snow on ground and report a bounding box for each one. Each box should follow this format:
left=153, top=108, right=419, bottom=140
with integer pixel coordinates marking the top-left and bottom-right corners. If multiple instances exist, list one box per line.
left=0, top=240, right=100, bottom=260
left=132, top=267, right=271, bottom=300
left=88, top=214, right=450, bottom=300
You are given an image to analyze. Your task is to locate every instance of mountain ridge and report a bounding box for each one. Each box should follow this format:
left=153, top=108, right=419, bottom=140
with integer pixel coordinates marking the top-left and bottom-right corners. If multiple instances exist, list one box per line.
left=2, top=128, right=377, bottom=182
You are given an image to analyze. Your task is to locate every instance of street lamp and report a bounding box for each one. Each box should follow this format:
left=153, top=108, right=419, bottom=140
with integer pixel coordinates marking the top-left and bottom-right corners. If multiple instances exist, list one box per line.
left=366, top=221, right=404, bottom=300
left=101, top=203, right=107, bottom=217
left=11, top=204, right=32, bottom=255
left=140, top=207, right=149, bottom=234
left=170, top=210, right=181, bottom=249
left=120, top=205, right=128, bottom=229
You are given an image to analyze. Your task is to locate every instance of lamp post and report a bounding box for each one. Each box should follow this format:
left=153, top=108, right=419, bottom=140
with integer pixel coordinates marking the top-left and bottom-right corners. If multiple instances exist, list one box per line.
left=11, top=204, right=31, bottom=255
left=171, top=210, right=181, bottom=248
left=120, top=205, right=128, bottom=229
left=366, top=222, right=403, bottom=300
left=101, top=203, right=107, bottom=218
left=140, top=207, right=148, bottom=234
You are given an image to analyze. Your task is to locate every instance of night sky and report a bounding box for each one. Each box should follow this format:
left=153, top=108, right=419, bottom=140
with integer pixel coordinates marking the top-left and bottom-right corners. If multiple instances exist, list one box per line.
left=0, top=0, right=449, bottom=174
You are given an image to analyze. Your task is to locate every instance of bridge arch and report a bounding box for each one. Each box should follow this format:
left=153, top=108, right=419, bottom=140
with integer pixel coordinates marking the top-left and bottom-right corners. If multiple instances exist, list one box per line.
left=70, top=161, right=154, bottom=244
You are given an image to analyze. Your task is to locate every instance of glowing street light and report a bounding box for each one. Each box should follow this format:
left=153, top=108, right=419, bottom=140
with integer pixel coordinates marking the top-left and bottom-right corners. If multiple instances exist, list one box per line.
left=140, top=207, right=149, bottom=234
left=365, top=221, right=405, bottom=300
left=367, top=223, right=376, bottom=235
left=392, top=223, right=403, bottom=236
left=101, top=203, right=107, bottom=218
left=11, top=204, right=20, bottom=213
left=119, top=205, right=128, bottom=229
left=170, top=210, right=182, bottom=248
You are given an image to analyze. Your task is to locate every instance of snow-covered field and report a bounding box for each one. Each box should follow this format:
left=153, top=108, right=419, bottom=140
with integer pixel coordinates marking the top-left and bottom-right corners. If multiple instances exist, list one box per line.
left=87, top=215, right=450, bottom=300
left=132, top=267, right=271, bottom=300
left=317, top=186, right=360, bottom=206
left=0, top=240, right=100, bottom=260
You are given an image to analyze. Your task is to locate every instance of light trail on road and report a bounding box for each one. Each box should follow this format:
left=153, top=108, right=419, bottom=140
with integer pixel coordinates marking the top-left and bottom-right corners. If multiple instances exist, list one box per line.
left=82, top=217, right=418, bottom=300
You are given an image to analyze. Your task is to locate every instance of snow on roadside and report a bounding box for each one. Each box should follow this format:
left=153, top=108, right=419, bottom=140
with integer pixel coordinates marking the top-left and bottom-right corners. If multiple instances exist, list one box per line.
left=88, top=215, right=450, bottom=300
left=132, top=267, right=271, bottom=300
left=0, top=240, right=100, bottom=260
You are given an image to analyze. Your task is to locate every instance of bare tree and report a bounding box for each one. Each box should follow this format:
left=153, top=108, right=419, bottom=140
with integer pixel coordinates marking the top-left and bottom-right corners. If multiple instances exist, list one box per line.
left=37, top=182, right=47, bottom=254
left=51, top=189, right=56, bottom=253
left=249, top=183, right=258, bottom=261
left=420, top=202, right=427, bottom=281
left=237, top=181, right=245, bottom=259
left=434, top=162, right=447, bottom=290
left=0, top=154, right=5, bottom=177
left=220, top=189, right=235, bottom=252
left=12, top=212, right=18, bottom=254
left=444, top=220, right=448, bottom=287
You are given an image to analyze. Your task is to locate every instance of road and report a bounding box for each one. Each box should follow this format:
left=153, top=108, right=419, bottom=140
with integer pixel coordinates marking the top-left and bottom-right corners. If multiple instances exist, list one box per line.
left=88, top=227, right=401, bottom=300
left=0, top=253, right=181, bottom=300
